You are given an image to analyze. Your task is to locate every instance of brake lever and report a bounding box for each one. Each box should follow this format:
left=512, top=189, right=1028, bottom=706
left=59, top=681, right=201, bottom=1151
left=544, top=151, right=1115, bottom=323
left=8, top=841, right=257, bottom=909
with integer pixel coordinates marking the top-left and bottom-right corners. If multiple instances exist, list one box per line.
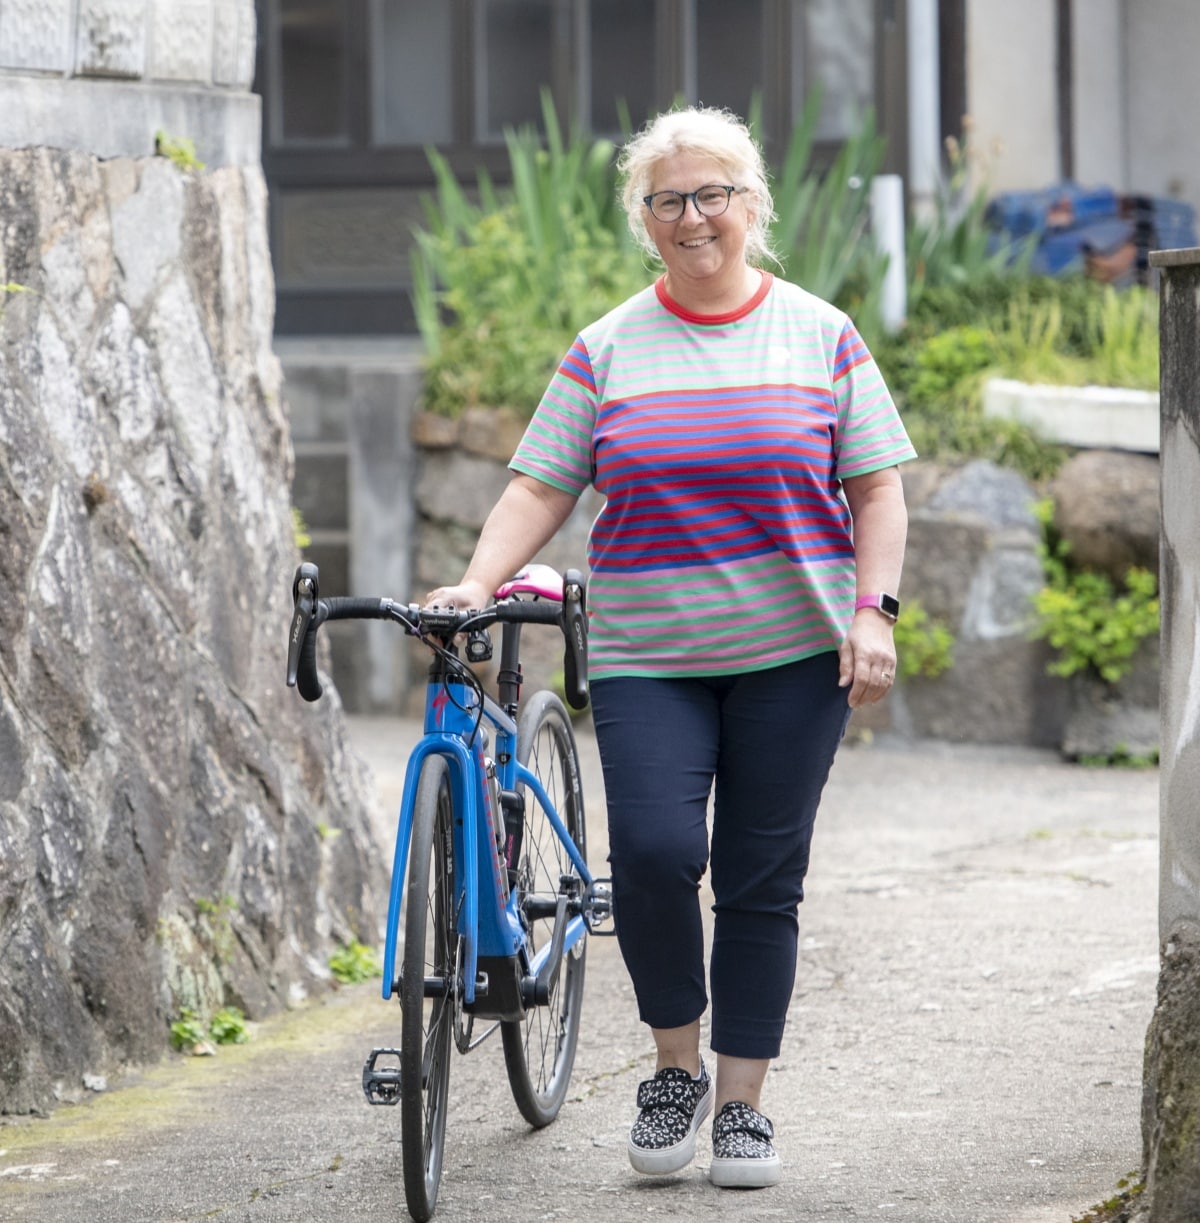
left=561, top=568, right=589, bottom=710
left=286, top=563, right=319, bottom=688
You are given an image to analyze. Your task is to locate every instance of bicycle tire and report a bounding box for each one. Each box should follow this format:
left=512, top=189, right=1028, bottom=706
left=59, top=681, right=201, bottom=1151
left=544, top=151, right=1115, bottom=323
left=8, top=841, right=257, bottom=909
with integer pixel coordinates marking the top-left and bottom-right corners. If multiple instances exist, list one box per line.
left=502, top=690, right=588, bottom=1127
left=400, top=756, right=456, bottom=1222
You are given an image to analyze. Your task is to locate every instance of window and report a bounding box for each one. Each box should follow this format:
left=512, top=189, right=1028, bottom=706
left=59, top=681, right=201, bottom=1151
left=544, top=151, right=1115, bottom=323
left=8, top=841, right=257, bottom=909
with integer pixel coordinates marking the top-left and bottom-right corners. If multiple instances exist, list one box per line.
left=371, top=1, right=455, bottom=145
left=278, top=0, right=351, bottom=143
left=799, top=0, right=874, bottom=141
left=587, top=0, right=657, bottom=135
left=695, top=0, right=764, bottom=119
left=476, top=0, right=556, bottom=141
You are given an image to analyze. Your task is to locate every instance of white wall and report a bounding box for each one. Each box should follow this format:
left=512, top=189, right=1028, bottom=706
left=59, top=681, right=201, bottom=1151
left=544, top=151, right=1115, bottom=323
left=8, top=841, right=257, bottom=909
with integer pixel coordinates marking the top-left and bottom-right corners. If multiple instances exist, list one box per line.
left=965, top=0, right=1058, bottom=193
left=1127, top=0, right=1200, bottom=225
left=1073, top=0, right=1126, bottom=191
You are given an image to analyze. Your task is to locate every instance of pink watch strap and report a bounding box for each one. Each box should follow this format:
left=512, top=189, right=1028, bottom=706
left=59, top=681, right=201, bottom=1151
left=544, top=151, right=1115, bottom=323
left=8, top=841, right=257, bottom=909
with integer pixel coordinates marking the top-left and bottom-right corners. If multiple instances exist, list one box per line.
left=854, top=593, right=899, bottom=618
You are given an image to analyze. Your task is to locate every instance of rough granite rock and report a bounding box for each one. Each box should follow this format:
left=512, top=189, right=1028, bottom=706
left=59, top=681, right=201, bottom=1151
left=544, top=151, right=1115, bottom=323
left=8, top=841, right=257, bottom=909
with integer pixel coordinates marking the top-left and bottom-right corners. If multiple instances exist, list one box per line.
left=0, top=147, right=386, bottom=1114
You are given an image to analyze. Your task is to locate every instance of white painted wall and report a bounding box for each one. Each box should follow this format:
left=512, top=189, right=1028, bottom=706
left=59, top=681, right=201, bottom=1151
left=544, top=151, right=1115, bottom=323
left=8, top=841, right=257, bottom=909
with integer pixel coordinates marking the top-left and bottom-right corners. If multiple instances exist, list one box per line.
left=964, top=0, right=1058, bottom=193
left=1073, top=0, right=1126, bottom=191
left=1127, top=0, right=1200, bottom=224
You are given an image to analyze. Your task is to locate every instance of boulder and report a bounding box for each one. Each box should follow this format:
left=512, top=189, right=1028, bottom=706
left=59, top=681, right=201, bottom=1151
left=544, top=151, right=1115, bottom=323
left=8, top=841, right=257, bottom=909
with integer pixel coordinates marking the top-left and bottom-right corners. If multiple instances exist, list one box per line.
left=1050, top=449, right=1160, bottom=582
left=854, top=459, right=1067, bottom=746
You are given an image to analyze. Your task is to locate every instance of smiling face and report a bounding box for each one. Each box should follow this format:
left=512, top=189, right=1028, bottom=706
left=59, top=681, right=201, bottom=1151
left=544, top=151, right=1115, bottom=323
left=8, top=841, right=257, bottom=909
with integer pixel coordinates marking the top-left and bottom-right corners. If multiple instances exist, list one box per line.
left=644, top=151, right=758, bottom=312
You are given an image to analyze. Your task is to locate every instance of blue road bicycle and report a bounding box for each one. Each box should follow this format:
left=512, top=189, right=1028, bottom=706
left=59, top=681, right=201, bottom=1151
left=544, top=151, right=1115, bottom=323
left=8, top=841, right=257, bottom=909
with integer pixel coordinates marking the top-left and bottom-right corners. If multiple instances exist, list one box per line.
left=286, top=561, right=611, bottom=1221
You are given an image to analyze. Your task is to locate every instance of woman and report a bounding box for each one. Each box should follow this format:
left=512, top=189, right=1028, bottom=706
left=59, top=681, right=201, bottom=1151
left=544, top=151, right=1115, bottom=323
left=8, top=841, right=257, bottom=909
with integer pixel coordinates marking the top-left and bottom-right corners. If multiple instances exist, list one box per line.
left=426, top=105, right=915, bottom=1188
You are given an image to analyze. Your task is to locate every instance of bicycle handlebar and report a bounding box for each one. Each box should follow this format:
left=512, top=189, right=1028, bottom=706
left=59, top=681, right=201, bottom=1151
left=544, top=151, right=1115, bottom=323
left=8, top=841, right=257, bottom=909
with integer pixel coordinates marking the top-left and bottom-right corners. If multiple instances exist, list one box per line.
left=285, top=563, right=589, bottom=709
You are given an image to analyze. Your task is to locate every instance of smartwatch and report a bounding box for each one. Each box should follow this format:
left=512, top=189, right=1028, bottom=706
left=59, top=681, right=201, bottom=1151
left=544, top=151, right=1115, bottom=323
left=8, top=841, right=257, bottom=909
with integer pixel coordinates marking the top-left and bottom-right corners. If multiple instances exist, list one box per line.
left=854, top=592, right=900, bottom=621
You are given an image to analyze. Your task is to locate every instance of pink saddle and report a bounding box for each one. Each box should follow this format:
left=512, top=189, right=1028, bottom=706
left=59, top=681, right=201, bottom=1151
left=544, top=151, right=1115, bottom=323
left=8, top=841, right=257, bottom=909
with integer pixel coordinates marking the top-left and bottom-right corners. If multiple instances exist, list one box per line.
left=494, top=564, right=564, bottom=602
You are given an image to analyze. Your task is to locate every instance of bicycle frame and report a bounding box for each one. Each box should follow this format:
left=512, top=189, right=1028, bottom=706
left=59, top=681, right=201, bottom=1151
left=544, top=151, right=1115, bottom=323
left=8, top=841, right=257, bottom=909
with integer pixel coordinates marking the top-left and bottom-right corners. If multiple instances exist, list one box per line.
left=380, top=673, right=594, bottom=1011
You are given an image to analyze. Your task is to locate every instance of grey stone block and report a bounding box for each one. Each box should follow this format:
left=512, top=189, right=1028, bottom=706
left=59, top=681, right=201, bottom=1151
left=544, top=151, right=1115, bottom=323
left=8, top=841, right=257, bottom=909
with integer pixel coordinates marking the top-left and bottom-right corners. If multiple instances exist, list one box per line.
left=76, top=0, right=148, bottom=79
left=0, top=77, right=262, bottom=167
left=212, top=0, right=256, bottom=89
left=149, top=0, right=214, bottom=83
left=0, top=0, right=71, bottom=73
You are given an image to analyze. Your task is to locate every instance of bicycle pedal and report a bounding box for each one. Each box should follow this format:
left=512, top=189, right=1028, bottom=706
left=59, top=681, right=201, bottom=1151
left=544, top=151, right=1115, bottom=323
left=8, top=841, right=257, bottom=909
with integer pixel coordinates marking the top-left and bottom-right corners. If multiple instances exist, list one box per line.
left=362, top=1047, right=403, bottom=1105
left=585, top=878, right=617, bottom=935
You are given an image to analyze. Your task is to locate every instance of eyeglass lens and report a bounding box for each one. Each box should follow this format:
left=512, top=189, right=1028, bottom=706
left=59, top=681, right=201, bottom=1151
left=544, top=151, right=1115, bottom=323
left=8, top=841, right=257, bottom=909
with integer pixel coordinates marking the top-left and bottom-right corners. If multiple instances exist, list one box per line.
left=645, top=185, right=735, bottom=222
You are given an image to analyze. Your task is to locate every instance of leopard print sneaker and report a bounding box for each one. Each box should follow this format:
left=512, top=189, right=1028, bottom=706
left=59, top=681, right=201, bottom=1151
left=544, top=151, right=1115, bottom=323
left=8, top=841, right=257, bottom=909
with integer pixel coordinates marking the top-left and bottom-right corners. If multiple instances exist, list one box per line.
left=708, top=1100, right=782, bottom=1188
left=627, top=1062, right=713, bottom=1175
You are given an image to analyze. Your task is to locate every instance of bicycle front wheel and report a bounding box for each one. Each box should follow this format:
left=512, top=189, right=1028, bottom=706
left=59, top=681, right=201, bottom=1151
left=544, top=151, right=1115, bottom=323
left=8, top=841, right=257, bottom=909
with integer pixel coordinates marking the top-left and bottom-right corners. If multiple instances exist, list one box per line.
left=400, top=756, right=456, bottom=1222
left=502, top=689, right=588, bottom=1127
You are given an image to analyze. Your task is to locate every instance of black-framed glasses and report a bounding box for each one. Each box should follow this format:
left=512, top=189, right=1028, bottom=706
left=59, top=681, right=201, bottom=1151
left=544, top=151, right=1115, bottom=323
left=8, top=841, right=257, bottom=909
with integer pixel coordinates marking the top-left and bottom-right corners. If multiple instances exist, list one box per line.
left=642, top=184, right=747, bottom=223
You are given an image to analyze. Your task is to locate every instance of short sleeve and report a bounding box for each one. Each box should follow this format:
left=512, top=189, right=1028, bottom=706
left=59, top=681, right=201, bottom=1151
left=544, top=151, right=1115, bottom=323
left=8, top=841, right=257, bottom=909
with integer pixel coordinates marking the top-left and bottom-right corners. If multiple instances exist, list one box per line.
left=831, top=319, right=917, bottom=479
left=509, top=336, right=598, bottom=495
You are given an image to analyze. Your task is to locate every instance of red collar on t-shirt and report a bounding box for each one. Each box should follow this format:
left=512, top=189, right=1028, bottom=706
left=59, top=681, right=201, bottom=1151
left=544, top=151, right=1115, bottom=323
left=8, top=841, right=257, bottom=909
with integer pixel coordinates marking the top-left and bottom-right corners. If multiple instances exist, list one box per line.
left=655, top=270, right=773, bottom=325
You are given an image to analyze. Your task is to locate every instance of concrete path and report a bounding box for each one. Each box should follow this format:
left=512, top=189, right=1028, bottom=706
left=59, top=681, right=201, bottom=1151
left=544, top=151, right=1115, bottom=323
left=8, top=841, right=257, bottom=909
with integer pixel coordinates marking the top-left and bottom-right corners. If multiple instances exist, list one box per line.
left=0, top=718, right=1158, bottom=1223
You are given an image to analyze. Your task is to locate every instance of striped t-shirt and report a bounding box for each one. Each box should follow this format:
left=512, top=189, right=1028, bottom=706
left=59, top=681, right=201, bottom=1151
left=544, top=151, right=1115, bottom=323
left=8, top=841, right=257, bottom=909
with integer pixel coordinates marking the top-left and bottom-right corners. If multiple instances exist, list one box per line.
left=511, top=272, right=917, bottom=680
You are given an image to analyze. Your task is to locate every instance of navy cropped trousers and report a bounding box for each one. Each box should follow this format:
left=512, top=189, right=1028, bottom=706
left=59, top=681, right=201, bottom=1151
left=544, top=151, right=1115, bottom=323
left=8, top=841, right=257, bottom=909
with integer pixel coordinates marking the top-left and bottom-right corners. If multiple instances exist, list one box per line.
left=589, top=651, right=850, bottom=1061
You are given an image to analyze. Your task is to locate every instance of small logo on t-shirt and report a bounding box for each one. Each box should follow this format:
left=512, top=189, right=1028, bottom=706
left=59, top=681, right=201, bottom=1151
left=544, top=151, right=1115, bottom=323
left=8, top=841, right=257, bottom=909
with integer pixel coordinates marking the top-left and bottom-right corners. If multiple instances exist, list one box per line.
left=768, top=345, right=791, bottom=370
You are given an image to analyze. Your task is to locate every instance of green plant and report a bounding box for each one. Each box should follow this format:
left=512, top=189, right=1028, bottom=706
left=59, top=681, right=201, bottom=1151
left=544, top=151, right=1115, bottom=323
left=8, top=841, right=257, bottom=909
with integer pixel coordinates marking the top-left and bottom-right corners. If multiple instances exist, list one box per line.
left=1071, top=1172, right=1144, bottom=1222
left=170, top=1008, right=208, bottom=1051
left=1079, top=285, right=1158, bottom=389
left=209, top=1006, right=249, bottom=1046
left=329, top=939, right=382, bottom=985
left=762, top=91, right=891, bottom=344
left=0, top=280, right=31, bottom=323
left=906, top=129, right=1032, bottom=314
left=1078, top=745, right=1159, bottom=769
left=292, top=506, right=312, bottom=549
left=1031, top=500, right=1160, bottom=684
left=155, top=130, right=206, bottom=173
left=990, top=286, right=1158, bottom=391
left=893, top=600, right=955, bottom=679
left=170, top=1005, right=250, bottom=1051
left=412, top=90, right=649, bottom=418
left=882, top=319, right=1064, bottom=482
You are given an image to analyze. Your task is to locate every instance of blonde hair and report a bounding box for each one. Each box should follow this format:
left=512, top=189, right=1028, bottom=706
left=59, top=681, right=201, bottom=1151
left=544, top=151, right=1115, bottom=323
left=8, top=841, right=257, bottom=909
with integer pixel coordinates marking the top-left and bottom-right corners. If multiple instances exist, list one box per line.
left=617, top=106, right=777, bottom=268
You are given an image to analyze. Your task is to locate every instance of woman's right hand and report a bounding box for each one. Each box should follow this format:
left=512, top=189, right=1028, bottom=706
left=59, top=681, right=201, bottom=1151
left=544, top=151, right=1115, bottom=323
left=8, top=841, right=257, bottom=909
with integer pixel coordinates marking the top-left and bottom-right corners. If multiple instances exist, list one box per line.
left=423, top=578, right=492, bottom=612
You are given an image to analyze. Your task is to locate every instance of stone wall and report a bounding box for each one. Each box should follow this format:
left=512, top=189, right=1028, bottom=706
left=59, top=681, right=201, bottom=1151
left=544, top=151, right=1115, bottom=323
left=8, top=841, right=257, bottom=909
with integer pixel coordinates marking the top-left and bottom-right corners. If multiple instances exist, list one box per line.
left=0, top=0, right=259, bottom=167
left=0, top=145, right=385, bottom=1114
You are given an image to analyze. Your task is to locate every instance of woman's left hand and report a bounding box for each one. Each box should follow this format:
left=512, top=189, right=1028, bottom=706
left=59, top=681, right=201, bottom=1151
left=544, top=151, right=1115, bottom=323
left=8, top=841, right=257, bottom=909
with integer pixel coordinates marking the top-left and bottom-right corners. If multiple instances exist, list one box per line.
left=837, top=612, right=897, bottom=707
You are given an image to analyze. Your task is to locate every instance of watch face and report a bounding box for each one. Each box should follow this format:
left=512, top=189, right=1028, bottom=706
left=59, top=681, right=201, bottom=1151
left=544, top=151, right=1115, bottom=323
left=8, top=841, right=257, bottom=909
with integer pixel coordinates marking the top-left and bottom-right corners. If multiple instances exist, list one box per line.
left=880, top=593, right=900, bottom=618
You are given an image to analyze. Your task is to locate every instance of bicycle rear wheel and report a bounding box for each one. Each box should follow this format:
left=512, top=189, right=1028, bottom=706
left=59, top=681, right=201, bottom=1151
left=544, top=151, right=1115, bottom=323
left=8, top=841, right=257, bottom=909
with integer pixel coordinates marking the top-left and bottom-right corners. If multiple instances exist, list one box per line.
left=502, top=690, right=588, bottom=1127
left=400, top=756, right=456, bottom=1222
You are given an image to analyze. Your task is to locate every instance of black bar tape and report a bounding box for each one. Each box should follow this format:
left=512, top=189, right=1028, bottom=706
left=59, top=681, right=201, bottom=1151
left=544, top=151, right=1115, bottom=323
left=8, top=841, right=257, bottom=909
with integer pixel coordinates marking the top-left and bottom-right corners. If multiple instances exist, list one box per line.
left=495, top=600, right=562, bottom=626
left=294, top=598, right=393, bottom=702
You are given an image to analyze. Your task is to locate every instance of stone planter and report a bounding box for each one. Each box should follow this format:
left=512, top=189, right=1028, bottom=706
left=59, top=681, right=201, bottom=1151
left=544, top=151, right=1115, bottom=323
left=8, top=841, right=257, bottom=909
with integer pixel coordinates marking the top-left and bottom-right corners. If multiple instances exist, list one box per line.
left=983, top=377, right=1160, bottom=453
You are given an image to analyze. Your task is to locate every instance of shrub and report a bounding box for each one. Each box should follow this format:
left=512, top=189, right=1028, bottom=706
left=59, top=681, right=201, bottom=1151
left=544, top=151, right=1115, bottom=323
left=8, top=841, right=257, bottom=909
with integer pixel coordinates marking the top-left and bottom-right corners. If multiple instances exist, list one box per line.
left=1031, top=500, right=1160, bottom=684
left=330, top=939, right=383, bottom=985
left=412, top=91, right=649, bottom=418
left=894, top=600, right=955, bottom=680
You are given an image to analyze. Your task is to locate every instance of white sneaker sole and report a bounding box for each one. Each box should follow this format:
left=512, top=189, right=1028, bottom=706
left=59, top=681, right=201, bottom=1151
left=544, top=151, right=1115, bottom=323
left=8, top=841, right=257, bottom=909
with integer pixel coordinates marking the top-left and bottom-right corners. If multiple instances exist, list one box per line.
left=627, top=1085, right=714, bottom=1175
left=708, top=1152, right=782, bottom=1188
